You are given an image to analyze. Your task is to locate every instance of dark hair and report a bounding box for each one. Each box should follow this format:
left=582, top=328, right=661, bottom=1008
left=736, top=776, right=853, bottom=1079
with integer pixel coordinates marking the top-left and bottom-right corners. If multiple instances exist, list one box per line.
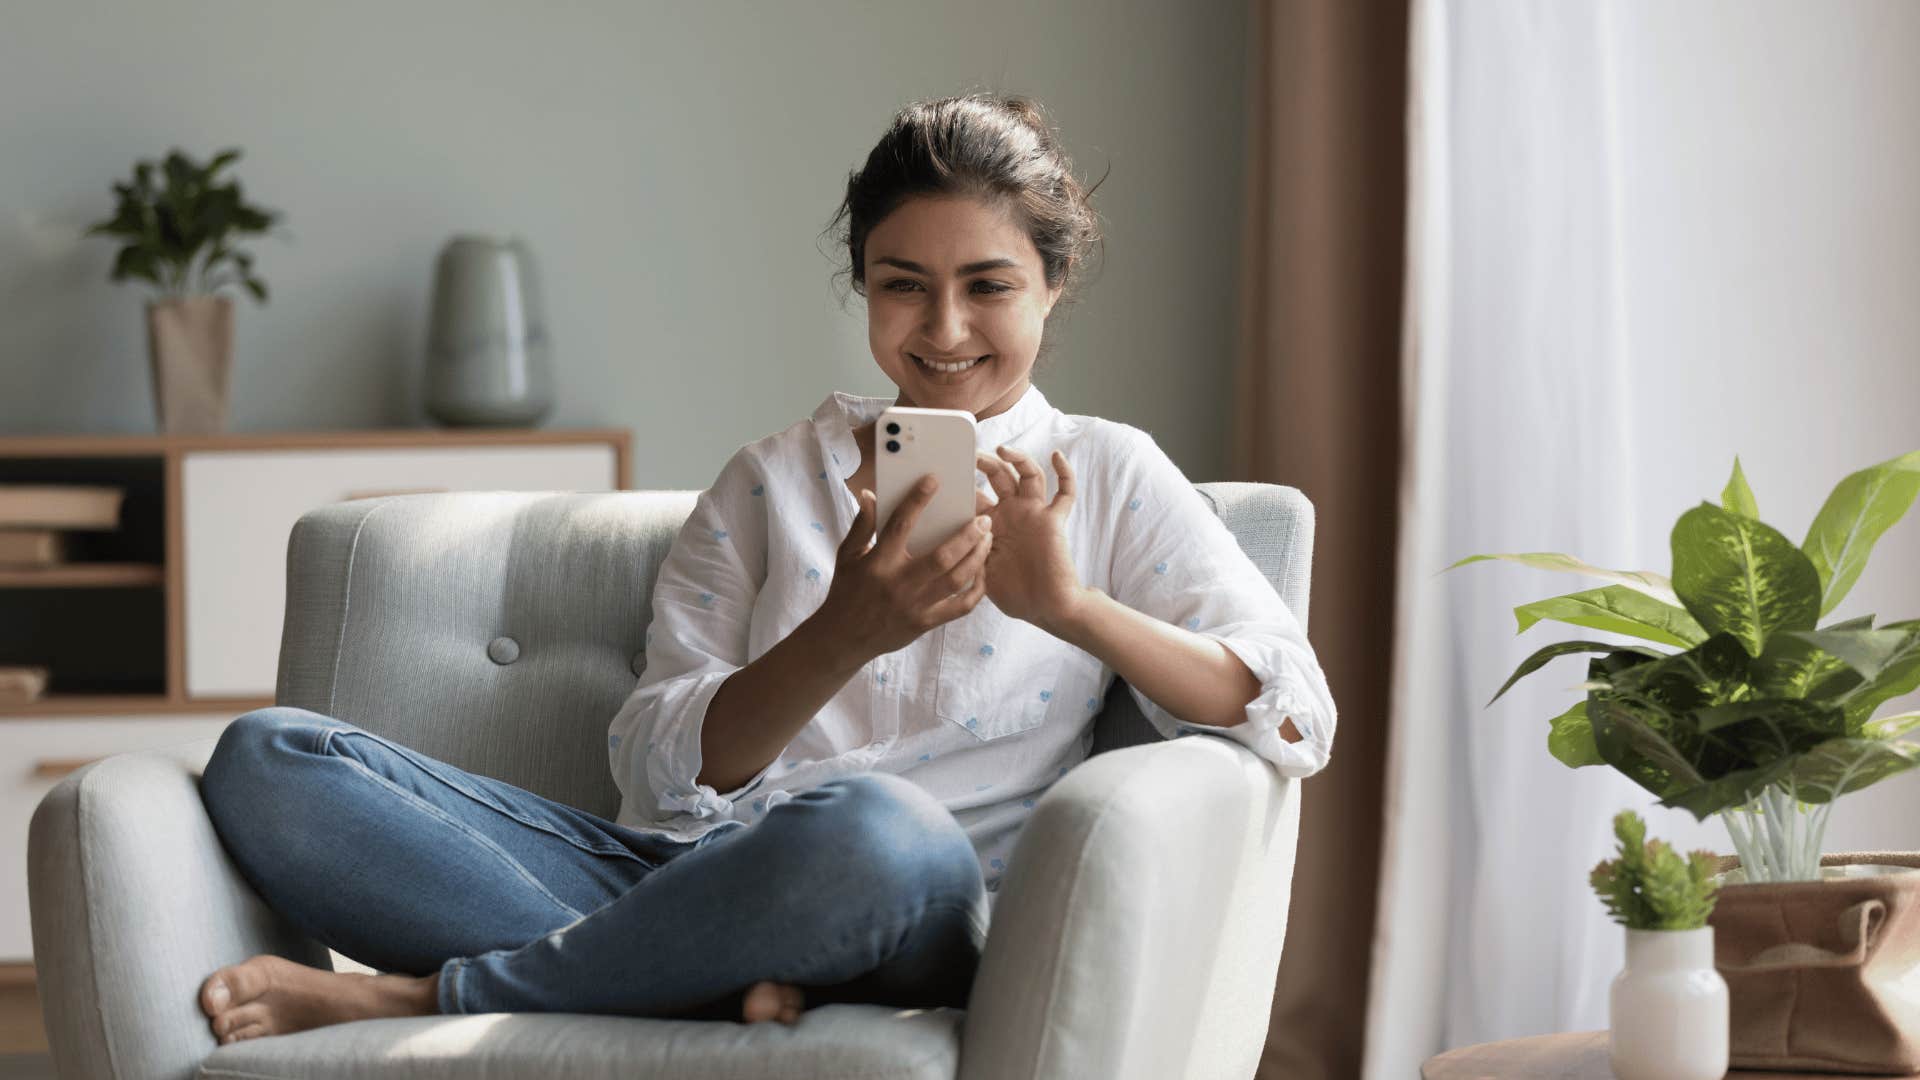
left=824, top=93, right=1108, bottom=375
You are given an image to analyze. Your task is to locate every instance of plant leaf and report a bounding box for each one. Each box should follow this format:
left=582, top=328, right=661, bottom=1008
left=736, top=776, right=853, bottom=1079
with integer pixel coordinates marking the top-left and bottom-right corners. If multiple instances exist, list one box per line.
left=1788, top=737, right=1920, bottom=804
left=1802, top=450, right=1920, bottom=616
left=1515, top=585, right=1708, bottom=649
left=1489, top=639, right=1667, bottom=706
left=1445, top=552, right=1681, bottom=606
left=1659, top=757, right=1795, bottom=820
left=1753, top=631, right=1861, bottom=702
left=1721, top=456, right=1760, bottom=519
left=1588, top=695, right=1704, bottom=801
left=1782, top=627, right=1920, bottom=682
left=1864, top=712, right=1920, bottom=740
left=1831, top=622, right=1920, bottom=730
left=1671, top=502, right=1821, bottom=656
left=1547, top=699, right=1604, bottom=767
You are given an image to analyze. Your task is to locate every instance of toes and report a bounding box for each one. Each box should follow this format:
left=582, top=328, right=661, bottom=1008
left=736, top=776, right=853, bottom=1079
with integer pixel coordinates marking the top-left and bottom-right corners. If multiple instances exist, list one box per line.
left=211, top=1002, right=270, bottom=1040
left=222, top=1022, right=271, bottom=1045
left=204, top=957, right=273, bottom=1015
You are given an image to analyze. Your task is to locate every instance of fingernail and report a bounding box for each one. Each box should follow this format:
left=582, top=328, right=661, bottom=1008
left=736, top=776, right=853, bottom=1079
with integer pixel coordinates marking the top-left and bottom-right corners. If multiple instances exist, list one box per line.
left=209, top=980, right=229, bottom=1008
left=976, top=516, right=991, bottom=531
left=919, top=476, right=936, bottom=492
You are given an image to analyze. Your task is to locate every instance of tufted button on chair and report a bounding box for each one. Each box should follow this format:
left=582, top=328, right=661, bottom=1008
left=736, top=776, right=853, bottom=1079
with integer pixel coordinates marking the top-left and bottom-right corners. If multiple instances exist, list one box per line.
left=28, top=485, right=1312, bottom=1080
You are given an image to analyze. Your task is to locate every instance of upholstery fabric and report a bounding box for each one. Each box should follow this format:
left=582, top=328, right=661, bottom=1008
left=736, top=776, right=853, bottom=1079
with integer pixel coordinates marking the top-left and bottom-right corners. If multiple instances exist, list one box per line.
left=29, top=484, right=1313, bottom=1080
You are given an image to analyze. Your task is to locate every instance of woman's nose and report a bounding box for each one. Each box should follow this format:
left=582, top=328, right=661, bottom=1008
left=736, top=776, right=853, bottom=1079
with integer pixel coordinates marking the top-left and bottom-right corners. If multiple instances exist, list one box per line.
left=921, top=292, right=970, bottom=351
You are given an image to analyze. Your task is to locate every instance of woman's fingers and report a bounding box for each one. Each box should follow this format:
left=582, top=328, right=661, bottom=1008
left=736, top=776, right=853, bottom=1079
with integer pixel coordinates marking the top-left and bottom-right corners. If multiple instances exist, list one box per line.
left=1050, top=450, right=1075, bottom=516
left=924, top=531, right=993, bottom=621
left=975, top=450, right=1018, bottom=500
left=995, top=445, right=1045, bottom=499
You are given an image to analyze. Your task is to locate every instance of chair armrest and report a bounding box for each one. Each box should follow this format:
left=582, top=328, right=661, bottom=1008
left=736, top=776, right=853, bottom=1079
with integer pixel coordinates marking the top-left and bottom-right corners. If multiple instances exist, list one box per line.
left=958, top=736, right=1302, bottom=1080
left=28, top=736, right=332, bottom=1080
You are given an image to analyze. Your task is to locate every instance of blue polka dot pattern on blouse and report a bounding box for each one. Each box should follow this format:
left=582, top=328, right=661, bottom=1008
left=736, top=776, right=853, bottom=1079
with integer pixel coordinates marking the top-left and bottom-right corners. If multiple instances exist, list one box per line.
left=712, top=529, right=729, bottom=540
left=919, top=753, right=932, bottom=762
left=751, top=484, right=764, bottom=496
left=831, top=450, right=840, bottom=464
left=966, top=717, right=979, bottom=729
left=877, top=672, right=888, bottom=685
left=698, top=592, right=715, bottom=606
left=1039, top=689, right=1051, bottom=702
left=752, top=798, right=765, bottom=813
left=817, top=470, right=827, bottom=480
left=1022, top=798, right=1036, bottom=808
left=785, top=759, right=798, bottom=768
left=979, top=644, right=994, bottom=657
left=805, top=567, right=820, bottom=581
left=1185, top=616, right=1201, bottom=630
left=1085, top=696, right=1099, bottom=710
left=990, top=858, right=1005, bottom=870
left=975, top=784, right=992, bottom=792
left=1128, top=497, right=1142, bottom=511
left=608, top=734, right=621, bottom=749
left=1058, top=766, right=1069, bottom=777
left=1154, top=561, right=1169, bottom=574
left=810, top=521, right=825, bottom=531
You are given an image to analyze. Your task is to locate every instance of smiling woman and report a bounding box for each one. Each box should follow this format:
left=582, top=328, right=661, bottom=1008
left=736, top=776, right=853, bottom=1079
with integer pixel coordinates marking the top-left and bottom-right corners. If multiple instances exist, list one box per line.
left=182, top=92, right=1336, bottom=1052
left=824, top=95, right=1108, bottom=398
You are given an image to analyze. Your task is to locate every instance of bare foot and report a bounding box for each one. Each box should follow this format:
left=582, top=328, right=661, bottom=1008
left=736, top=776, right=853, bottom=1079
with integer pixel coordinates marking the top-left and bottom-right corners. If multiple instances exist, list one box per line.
left=741, top=980, right=805, bottom=1025
left=199, top=954, right=437, bottom=1045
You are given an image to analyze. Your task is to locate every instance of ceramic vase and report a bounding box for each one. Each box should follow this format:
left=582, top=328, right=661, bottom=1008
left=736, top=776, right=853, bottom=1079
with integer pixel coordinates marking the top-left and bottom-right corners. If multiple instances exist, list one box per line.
left=1609, top=926, right=1729, bottom=1080
left=424, top=235, right=554, bottom=427
left=146, top=295, right=234, bottom=434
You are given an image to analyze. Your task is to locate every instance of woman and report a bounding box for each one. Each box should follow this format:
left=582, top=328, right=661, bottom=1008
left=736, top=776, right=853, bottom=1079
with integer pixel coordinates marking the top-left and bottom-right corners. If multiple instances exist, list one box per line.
left=196, top=92, right=1336, bottom=1045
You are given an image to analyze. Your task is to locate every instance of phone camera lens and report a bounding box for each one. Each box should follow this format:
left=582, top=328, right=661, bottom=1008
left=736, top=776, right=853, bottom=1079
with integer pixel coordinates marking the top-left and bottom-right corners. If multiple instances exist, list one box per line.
left=885, top=422, right=900, bottom=435
left=885, top=439, right=900, bottom=453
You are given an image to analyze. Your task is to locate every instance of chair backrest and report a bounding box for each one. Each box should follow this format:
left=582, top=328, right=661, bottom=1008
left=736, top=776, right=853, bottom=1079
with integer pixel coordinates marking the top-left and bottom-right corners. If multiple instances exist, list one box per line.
left=276, top=484, right=1315, bottom=819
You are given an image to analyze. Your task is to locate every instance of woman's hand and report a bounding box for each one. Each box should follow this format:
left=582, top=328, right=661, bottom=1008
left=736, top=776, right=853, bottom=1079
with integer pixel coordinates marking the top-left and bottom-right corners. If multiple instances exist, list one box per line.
left=976, top=445, right=1088, bottom=635
left=813, top=475, right=995, bottom=664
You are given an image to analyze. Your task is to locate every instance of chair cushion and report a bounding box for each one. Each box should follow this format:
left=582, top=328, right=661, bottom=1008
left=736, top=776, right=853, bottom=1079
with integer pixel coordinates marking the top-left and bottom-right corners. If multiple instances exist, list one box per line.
left=195, top=1004, right=961, bottom=1080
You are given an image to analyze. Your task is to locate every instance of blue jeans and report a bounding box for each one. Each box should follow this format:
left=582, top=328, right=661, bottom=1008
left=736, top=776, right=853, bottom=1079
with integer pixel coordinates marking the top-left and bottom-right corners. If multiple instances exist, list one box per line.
left=198, top=706, right=990, bottom=1019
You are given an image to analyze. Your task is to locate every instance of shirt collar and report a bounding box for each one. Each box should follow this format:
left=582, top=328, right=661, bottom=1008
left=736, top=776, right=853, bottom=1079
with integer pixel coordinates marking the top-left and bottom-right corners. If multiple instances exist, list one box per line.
left=810, top=381, right=1056, bottom=482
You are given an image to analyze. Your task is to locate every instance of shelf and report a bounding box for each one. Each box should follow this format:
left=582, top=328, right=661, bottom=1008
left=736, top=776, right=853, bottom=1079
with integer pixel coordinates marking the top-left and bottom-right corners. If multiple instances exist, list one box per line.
left=0, top=563, right=165, bottom=588
left=0, top=693, right=271, bottom=718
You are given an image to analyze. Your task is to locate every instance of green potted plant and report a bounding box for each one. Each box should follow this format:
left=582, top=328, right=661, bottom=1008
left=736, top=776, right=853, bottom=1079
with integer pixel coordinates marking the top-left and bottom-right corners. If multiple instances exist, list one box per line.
left=1592, top=810, right=1727, bottom=1080
left=1451, top=450, right=1920, bottom=880
left=85, top=147, right=280, bottom=434
left=1456, top=450, right=1920, bottom=1072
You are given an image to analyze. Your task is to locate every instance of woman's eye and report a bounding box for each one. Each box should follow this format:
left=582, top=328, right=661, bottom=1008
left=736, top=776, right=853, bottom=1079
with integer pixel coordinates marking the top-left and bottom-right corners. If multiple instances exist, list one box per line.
left=880, top=280, right=1013, bottom=294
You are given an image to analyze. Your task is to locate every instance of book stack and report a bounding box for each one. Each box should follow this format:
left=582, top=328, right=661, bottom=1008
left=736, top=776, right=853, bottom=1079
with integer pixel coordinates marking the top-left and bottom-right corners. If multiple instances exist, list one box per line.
left=0, top=665, right=49, bottom=706
left=0, top=484, right=126, bottom=567
left=1, top=484, right=128, bottom=705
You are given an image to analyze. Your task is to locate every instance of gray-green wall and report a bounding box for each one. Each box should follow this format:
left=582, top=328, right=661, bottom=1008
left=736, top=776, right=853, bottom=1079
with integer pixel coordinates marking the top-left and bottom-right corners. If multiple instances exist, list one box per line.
left=0, top=0, right=1251, bottom=488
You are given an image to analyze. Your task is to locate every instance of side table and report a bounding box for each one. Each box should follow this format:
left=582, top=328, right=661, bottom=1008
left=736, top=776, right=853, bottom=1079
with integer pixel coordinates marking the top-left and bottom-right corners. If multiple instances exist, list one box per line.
left=1423, top=1031, right=1837, bottom=1078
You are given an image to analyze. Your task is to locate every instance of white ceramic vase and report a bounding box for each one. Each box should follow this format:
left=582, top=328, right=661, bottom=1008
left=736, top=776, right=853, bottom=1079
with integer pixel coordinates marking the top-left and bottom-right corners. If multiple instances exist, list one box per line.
left=1609, top=926, right=1729, bottom=1080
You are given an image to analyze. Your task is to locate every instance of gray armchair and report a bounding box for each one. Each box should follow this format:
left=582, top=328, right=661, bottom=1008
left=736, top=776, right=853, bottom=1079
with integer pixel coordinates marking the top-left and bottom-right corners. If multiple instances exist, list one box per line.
left=29, top=482, right=1311, bottom=1080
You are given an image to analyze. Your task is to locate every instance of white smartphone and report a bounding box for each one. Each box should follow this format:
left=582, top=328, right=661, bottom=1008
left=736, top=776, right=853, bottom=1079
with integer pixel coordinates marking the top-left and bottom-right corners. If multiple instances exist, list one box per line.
left=874, top=406, right=979, bottom=559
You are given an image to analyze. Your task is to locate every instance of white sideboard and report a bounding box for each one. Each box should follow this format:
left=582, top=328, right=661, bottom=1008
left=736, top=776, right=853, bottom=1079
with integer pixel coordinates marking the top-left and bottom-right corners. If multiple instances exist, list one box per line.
left=1, top=428, right=629, bottom=973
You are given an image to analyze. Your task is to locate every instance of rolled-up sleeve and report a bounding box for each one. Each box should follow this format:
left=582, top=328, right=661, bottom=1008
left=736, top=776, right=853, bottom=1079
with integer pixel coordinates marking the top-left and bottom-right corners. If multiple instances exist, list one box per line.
left=1103, top=424, right=1337, bottom=778
left=608, top=447, right=775, bottom=822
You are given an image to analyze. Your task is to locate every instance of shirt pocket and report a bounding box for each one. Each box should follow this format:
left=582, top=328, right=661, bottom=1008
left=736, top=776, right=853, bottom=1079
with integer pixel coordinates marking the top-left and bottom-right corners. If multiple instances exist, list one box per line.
left=935, top=597, right=1078, bottom=741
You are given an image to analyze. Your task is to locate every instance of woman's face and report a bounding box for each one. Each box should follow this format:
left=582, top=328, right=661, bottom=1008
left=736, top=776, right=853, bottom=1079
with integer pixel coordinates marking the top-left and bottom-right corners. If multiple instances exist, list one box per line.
left=863, top=194, right=1062, bottom=421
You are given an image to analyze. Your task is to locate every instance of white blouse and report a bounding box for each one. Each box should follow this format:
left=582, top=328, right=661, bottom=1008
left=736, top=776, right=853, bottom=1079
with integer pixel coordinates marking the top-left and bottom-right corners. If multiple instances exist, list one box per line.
left=608, top=382, right=1337, bottom=910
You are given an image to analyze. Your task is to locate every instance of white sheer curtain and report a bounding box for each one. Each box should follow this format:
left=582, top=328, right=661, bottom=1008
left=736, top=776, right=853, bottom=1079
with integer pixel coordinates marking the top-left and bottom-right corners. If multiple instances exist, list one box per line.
left=1363, top=1, right=1664, bottom=1072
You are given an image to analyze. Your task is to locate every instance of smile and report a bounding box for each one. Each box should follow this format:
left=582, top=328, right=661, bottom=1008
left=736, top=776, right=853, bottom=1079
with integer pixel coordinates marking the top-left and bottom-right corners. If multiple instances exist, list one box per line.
left=912, top=353, right=989, bottom=374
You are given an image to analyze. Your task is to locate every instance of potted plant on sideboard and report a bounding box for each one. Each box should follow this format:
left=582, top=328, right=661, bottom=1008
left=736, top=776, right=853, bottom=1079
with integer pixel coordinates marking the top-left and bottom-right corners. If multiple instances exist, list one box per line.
left=1591, top=809, right=1727, bottom=1080
left=1454, top=449, right=1920, bottom=1073
left=85, top=147, right=281, bottom=434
